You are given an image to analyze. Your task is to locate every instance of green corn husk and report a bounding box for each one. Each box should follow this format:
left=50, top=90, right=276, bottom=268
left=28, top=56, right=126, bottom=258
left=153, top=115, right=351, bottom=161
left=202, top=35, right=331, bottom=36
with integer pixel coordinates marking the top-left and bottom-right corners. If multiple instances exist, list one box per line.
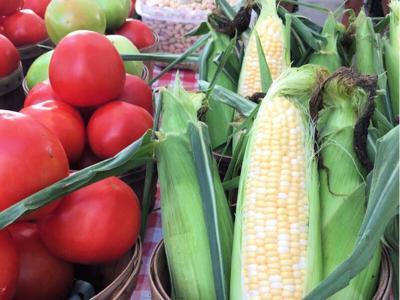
left=314, top=68, right=381, bottom=299
left=354, top=10, right=392, bottom=124
left=156, top=83, right=233, bottom=300
left=309, top=13, right=344, bottom=73
left=384, top=1, right=400, bottom=119
left=231, top=65, right=328, bottom=299
left=201, top=28, right=239, bottom=150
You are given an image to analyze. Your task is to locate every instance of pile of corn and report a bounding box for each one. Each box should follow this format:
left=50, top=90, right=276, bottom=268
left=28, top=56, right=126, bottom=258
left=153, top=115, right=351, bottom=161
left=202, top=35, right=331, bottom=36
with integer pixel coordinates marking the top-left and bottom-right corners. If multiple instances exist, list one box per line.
left=154, top=0, right=399, bottom=300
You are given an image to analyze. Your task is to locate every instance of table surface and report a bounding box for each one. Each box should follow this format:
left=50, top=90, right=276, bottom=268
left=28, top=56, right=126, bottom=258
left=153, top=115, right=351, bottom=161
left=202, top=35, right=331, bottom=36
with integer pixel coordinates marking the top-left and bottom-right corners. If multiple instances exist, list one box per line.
left=131, top=67, right=199, bottom=299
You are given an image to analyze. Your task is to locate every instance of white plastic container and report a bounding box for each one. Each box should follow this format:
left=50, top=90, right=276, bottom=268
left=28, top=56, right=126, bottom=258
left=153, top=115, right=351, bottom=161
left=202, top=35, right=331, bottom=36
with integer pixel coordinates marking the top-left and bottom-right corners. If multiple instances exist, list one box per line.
left=136, top=0, right=225, bottom=69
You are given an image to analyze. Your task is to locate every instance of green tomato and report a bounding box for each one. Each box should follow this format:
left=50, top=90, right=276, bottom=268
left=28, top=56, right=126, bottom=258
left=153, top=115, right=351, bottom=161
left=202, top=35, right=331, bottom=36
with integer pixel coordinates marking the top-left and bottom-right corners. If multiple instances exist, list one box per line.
left=26, top=50, right=54, bottom=89
left=107, top=35, right=143, bottom=77
left=45, top=0, right=106, bottom=44
left=95, top=0, right=130, bottom=31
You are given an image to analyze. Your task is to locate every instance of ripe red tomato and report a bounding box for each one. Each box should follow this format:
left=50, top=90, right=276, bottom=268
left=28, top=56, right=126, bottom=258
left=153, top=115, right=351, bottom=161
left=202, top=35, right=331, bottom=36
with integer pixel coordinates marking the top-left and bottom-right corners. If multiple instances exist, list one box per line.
left=87, top=101, right=153, bottom=159
left=21, top=100, right=85, bottom=163
left=24, top=80, right=60, bottom=107
left=22, top=0, right=52, bottom=19
left=0, top=0, right=23, bottom=16
left=49, top=30, right=125, bottom=107
left=0, top=34, right=20, bottom=78
left=115, top=19, right=155, bottom=50
left=2, top=10, right=48, bottom=47
left=8, top=223, right=74, bottom=300
left=39, top=177, right=141, bottom=264
left=0, top=110, right=69, bottom=219
left=119, top=74, right=153, bottom=115
left=0, top=230, right=19, bottom=300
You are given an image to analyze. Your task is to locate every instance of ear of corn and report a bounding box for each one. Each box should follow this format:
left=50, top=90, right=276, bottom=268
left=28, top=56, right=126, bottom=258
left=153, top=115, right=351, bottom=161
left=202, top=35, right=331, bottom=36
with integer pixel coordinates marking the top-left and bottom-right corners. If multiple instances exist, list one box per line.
left=384, top=1, right=400, bottom=119
left=203, top=29, right=239, bottom=150
left=354, top=10, right=392, bottom=123
left=309, top=13, right=344, bottom=73
left=237, top=0, right=290, bottom=97
left=156, top=83, right=233, bottom=300
left=315, top=69, right=381, bottom=299
left=231, top=65, right=327, bottom=300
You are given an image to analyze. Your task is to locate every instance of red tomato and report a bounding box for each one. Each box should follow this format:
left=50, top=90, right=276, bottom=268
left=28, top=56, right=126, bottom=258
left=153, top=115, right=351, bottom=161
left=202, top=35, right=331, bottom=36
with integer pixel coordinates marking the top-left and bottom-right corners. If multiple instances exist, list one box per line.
left=0, top=0, right=23, bottom=16
left=0, top=34, right=19, bottom=77
left=49, top=30, right=125, bottom=107
left=24, top=80, right=60, bottom=107
left=39, top=177, right=141, bottom=264
left=119, top=74, right=153, bottom=114
left=0, top=110, right=69, bottom=219
left=2, top=10, right=48, bottom=47
left=0, top=230, right=19, bottom=300
left=87, top=101, right=153, bottom=159
left=21, top=100, right=85, bottom=163
left=22, top=0, right=52, bottom=19
left=8, top=223, right=74, bottom=300
left=115, top=19, right=155, bottom=50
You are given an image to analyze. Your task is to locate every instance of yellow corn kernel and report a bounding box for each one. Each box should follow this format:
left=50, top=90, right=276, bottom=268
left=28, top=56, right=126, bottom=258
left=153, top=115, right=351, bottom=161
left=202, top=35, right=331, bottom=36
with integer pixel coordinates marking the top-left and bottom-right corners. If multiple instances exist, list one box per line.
left=238, top=17, right=286, bottom=97
left=241, top=97, right=308, bottom=299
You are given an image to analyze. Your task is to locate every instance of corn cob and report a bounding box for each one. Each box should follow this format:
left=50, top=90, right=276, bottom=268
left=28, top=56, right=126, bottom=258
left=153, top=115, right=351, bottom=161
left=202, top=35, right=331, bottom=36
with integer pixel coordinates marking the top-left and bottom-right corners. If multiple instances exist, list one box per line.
left=384, top=1, right=399, bottom=119
left=231, top=65, right=326, bottom=300
left=237, top=0, right=289, bottom=97
left=309, top=13, right=343, bottom=73
left=156, top=84, right=233, bottom=300
left=314, top=68, right=381, bottom=299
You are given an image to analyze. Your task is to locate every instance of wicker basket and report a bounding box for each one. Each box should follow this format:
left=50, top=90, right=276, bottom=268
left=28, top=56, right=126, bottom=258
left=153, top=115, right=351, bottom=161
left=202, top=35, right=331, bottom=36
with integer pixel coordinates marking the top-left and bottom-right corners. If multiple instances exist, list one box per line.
left=149, top=240, right=394, bottom=300
left=18, top=39, right=54, bottom=74
left=149, top=240, right=171, bottom=300
left=0, top=63, right=25, bottom=111
left=71, top=239, right=142, bottom=300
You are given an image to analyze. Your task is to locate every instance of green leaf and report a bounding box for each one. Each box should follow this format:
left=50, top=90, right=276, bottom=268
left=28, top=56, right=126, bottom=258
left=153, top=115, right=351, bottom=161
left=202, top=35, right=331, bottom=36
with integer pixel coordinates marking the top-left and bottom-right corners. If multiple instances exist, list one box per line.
left=222, top=176, right=240, bottom=191
left=215, top=0, right=236, bottom=21
left=149, top=34, right=210, bottom=85
left=278, top=7, right=325, bottom=50
left=305, top=126, right=400, bottom=300
left=121, top=53, right=199, bottom=63
left=374, top=15, right=390, bottom=33
left=140, top=92, right=163, bottom=237
left=199, top=40, right=213, bottom=81
left=206, top=35, right=237, bottom=97
left=199, top=82, right=256, bottom=117
left=281, top=0, right=330, bottom=13
left=185, top=22, right=211, bottom=37
left=254, top=31, right=272, bottom=93
left=189, top=122, right=228, bottom=300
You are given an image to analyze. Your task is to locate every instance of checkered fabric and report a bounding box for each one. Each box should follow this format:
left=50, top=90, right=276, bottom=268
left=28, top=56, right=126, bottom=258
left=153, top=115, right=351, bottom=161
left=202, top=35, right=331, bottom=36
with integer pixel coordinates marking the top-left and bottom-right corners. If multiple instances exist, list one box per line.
left=131, top=67, right=198, bottom=299
left=151, top=67, right=199, bottom=91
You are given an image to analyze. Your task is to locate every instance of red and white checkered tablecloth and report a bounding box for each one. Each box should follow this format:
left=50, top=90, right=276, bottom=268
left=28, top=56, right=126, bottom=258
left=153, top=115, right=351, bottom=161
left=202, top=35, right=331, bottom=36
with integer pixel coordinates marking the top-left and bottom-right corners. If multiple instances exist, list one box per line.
left=131, top=66, right=198, bottom=299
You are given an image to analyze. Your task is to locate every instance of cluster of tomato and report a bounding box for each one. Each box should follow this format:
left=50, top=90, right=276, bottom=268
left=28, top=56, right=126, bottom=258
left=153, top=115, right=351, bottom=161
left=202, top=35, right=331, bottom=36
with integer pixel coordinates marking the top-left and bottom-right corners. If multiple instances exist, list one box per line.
left=0, top=0, right=49, bottom=48
left=0, top=1, right=159, bottom=300
left=0, top=30, right=153, bottom=300
left=23, top=30, right=154, bottom=166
